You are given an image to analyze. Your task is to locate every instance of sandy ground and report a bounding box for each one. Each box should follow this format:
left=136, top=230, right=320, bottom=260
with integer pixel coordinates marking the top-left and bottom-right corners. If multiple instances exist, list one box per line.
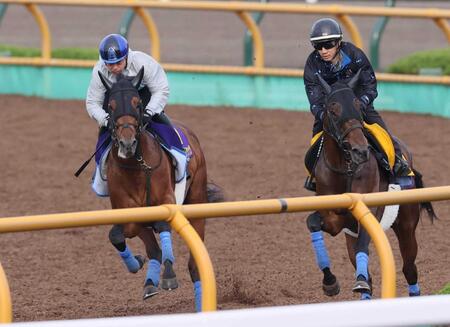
left=0, top=94, right=449, bottom=321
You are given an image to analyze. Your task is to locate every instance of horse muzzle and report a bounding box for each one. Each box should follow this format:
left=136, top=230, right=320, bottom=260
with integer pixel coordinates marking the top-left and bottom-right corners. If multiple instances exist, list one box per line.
left=350, top=145, right=370, bottom=165
left=117, top=137, right=138, bottom=159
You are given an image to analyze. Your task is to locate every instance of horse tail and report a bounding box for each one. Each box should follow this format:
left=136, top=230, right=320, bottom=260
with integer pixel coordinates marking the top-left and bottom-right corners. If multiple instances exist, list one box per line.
left=207, top=182, right=225, bottom=203
left=413, top=168, right=438, bottom=222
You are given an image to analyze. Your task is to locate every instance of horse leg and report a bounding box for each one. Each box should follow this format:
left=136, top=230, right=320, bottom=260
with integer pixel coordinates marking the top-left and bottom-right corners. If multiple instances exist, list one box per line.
left=183, top=166, right=208, bottom=312
left=345, top=231, right=372, bottom=300
left=152, top=221, right=178, bottom=290
left=138, top=227, right=163, bottom=300
left=187, top=218, right=205, bottom=312
left=352, top=224, right=372, bottom=299
left=393, top=205, right=421, bottom=296
left=306, top=211, right=340, bottom=296
left=109, top=224, right=146, bottom=274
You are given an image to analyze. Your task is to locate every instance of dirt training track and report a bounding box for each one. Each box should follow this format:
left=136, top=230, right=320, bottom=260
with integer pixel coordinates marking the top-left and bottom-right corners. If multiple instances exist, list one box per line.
left=0, top=95, right=449, bottom=322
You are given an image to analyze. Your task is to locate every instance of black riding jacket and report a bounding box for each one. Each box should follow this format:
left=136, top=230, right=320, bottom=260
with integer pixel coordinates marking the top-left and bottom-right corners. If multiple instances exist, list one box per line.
left=304, top=41, right=378, bottom=121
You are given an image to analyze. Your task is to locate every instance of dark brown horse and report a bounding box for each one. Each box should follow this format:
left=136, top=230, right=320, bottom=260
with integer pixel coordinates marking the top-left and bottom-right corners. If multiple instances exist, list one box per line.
left=306, top=71, right=437, bottom=299
left=99, top=68, right=223, bottom=311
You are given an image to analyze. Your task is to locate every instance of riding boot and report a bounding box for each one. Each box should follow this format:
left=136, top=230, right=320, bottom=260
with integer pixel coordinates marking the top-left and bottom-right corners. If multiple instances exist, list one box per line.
left=392, top=140, right=410, bottom=177
left=304, top=125, right=322, bottom=193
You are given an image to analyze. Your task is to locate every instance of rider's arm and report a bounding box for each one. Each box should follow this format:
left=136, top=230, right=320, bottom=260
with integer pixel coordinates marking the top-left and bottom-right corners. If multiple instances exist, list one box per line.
left=135, top=52, right=170, bottom=116
left=86, top=62, right=109, bottom=127
left=304, top=55, right=326, bottom=121
left=352, top=45, right=378, bottom=105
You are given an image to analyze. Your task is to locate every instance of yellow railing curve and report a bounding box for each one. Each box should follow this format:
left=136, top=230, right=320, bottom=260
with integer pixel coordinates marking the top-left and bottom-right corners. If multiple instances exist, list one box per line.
left=0, top=185, right=449, bottom=322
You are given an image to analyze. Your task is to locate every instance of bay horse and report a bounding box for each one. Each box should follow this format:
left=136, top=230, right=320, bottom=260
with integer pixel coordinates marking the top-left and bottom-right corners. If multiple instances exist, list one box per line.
left=99, top=68, right=223, bottom=311
left=306, top=71, right=437, bottom=299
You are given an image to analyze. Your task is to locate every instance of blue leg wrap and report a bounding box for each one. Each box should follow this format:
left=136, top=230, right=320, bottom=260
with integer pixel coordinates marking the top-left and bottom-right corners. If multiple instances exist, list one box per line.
left=355, top=252, right=369, bottom=280
left=146, top=259, right=161, bottom=287
left=119, top=246, right=140, bottom=273
left=160, top=231, right=175, bottom=263
left=311, top=231, right=330, bottom=270
left=194, top=281, right=202, bottom=312
left=360, top=292, right=372, bottom=300
left=408, top=283, right=420, bottom=296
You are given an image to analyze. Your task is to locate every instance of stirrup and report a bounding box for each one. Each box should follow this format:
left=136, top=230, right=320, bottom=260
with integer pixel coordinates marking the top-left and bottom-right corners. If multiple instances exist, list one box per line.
left=393, top=155, right=410, bottom=177
left=304, top=176, right=316, bottom=192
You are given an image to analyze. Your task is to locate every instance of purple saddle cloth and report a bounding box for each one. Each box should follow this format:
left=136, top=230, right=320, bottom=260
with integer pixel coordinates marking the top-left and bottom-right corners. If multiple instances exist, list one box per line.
left=94, top=123, right=190, bottom=166
left=149, top=122, right=189, bottom=152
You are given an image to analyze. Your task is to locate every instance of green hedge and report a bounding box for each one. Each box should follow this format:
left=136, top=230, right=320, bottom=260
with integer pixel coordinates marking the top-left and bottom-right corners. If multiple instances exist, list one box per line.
left=0, top=44, right=98, bottom=60
left=438, top=282, right=450, bottom=295
left=386, top=47, right=450, bottom=75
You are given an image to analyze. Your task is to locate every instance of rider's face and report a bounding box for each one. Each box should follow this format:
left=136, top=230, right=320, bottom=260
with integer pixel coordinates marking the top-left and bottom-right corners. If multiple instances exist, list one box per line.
left=106, top=58, right=126, bottom=75
left=315, top=41, right=339, bottom=62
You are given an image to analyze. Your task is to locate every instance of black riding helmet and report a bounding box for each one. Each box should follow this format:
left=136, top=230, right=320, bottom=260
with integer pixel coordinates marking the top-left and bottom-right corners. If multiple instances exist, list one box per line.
left=310, top=18, right=343, bottom=48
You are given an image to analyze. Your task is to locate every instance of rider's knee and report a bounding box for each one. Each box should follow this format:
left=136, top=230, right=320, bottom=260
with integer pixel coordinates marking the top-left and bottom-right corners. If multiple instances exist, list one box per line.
left=109, top=225, right=125, bottom=245
left=152, top=221, right=171, bottom=234
left=307, top=211, right=323, bottom=232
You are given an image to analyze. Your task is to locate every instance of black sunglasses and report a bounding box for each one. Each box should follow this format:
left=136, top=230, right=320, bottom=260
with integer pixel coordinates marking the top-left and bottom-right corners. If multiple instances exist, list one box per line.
left=313, top=40, right=338, bottom=50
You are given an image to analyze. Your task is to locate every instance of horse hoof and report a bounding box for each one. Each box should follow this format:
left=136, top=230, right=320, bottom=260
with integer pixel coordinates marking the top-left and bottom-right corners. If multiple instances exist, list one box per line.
left=322, top=280, right=340, bottom=296
left=352, top=280, right=371, bottom=294
left=161, top=260, right=178, bottom=290
left=161, top=277, right=179, bottom=291
left=143, top=284, right=159, bottom=300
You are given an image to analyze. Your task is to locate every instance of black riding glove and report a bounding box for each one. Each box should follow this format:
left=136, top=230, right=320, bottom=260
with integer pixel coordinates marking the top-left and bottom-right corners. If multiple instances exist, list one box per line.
left=106, top=115, right=114, bottom=131
left=359, top=95, right=370, bottom=111
left=315, top=110, right=324, bottom=122
left=143, top=113, right=152, bottom=126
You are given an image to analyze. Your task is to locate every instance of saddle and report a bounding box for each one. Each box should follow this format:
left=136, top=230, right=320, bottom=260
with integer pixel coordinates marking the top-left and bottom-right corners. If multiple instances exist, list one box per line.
left=92, top=124, right=192, bottom=203
left=304, top=123, right=396, bottom=176
left=147, top=121, right=193, bottom=183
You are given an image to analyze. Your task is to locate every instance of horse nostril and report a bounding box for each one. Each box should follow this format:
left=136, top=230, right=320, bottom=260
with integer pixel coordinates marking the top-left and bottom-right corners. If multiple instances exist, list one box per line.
left=352, top=147, right=369, bottom=159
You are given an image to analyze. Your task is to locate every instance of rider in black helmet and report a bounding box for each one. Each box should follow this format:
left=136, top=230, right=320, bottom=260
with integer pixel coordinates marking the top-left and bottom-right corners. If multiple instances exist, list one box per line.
left=303, top=18, right=410, bottom=192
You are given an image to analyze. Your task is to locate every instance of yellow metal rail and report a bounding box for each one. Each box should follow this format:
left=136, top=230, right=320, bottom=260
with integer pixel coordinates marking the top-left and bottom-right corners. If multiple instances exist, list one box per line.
left=1, top=0, right=449, bottom=84
left=0, top=57, right=448, bottom=85
left=0, top=185, right=449, bottom=320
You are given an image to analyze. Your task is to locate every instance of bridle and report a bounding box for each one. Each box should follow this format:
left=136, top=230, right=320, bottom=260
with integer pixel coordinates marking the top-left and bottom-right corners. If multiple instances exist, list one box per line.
left=108, top=86, right=144, bottom=144
left=322, top=87, right=368, bottom=190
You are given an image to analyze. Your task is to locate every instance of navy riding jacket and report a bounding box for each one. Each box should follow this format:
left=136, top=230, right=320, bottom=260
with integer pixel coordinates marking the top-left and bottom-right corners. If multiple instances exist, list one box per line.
left=304, top=41, right=378, bottom=121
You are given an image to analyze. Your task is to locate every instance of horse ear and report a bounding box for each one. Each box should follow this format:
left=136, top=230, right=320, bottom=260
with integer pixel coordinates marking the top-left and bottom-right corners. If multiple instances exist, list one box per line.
left=98, top=71, right=112, bottom=91
left=131, top=67, right=144, bottom=89
left=316, top=73, right=332, bottom=94
left=348, top=69, right=362, bottom=90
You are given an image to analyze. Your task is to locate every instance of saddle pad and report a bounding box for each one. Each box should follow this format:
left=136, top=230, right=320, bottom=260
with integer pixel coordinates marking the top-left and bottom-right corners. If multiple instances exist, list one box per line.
left=91, top=143, right=112, bottom=197
left=363, top=122, right=395, bottom=169
left=149, top=122, right=191, bottom=154
left=344, top=184, right=401, bottom=238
